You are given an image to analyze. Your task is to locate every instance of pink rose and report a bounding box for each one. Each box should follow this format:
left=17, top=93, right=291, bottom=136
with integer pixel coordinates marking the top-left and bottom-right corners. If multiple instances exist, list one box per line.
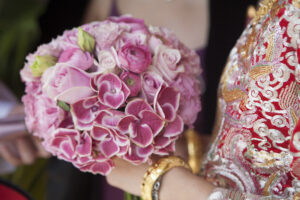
left=22, top=94, right=64, bottom=138
left=118, top=43, right=152, bottom=73
left=95, top=49, right=117, bottom=73
left=58, top=48, right=94, bottom=70
left=153, top=45, right=184, bottom=82
left=120, top=71, right=141, bottom=97
left=92, top=73, right=130, bottom=109
left=141, top=71, right=164, bottom=103
left=42, top=64, right=94, bottom=104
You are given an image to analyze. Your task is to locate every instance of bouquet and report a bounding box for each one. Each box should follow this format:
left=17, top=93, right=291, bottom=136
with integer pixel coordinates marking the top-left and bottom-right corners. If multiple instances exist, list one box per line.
left=20, top=16, right=202, bottom=175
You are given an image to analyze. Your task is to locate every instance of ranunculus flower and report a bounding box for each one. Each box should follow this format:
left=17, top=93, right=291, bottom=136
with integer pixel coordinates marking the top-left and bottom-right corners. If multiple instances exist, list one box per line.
left=153, top=45, right=184, bottom=82
left=120, top=71, right=141, bottom=97
left=42, top=64, right=94, bottom=104
left=92, top=73, right=130, bottom=109
left=118, top=43, right=152, bottom=73
left=58, top=48, right=94, bottom=70
left=141, top=71, right=164, bottom=103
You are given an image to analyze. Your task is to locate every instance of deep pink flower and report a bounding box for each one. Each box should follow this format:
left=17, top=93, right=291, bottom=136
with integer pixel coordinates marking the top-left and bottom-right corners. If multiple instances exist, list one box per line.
left=58, top=48, right=94, bottom=70
left=120, top=71, right=141, bottom=97
left=42, top=64, right=94, bottom=104
left=71, top=96, right=108, bottom=130
left=118, top=99, right=164, bottom=147
left=154, top=86, right=184, bottom=137
left=92, top=73, right=130, bottom=109
left=118, top=43, right=152, bottom=73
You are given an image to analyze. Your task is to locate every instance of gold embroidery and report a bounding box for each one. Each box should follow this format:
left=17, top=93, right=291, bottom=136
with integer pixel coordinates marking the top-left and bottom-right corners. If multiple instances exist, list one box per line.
left=294, top=191, right=300, bottom=200
left=266, top=33, right=275, bottom=61
left=293, top=0, right=300, bottom=9
left=249, top=65, right=273, bottom=79
left=291, top=109, right=299, bottom=125
left=222, top=87, right=247, bottom=103
left=263, top=173, right=278, bottom=196
left=279, top=82, right=298, bottom=109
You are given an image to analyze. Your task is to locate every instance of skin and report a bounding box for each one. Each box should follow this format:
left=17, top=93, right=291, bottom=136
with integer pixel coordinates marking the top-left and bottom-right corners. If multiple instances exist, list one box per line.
left=0, top=105, right=50, bottom=166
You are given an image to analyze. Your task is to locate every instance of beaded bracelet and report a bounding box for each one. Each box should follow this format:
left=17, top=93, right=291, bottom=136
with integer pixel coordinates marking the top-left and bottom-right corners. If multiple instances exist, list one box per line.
left=141, top=156, right=191, bottom=200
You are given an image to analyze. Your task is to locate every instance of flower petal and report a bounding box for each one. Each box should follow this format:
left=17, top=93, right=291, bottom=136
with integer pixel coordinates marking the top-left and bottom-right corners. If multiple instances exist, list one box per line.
left=125, top=99, right=152, bottom=117
left=140, top=110, right=164, bottom=136
left=76, top=133, right=92, bottom=156
left=163, top=115, right=184, bottom=137
left=131, top=124, right=153, bottom=147
left=100, top=138, right=119, bottom=157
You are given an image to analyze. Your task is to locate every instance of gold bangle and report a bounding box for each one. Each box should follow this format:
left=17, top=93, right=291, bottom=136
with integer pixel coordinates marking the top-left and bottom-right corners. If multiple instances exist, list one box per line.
left=141, top=156, right=191, bottom=200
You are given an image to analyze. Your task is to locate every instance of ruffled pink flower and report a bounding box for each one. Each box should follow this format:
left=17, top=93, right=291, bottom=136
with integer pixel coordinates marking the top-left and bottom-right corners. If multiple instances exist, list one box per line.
left=153, top=45, right=184, bottom=82
left=172, top=74, right=201, bottom=125
left=22, top=94, right=64, bottom=139
left=90, top=22, right=123, bottom=50
left=120, top=71, right=141, bottom=97
left=118, top=99, right=164, bottom=162
left=58, top=48, right=94, bottom=70
left=92, top=73, right=130, bottom=109
left=42, top=64, right=94, bottom=104
left=118, top=43, right=152, bottom=73
left=141, top=71, right=164, bottom=103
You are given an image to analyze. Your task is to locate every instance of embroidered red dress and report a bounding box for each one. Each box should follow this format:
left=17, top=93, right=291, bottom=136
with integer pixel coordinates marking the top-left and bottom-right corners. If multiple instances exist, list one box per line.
left=203, top=0, right=300, bottom=199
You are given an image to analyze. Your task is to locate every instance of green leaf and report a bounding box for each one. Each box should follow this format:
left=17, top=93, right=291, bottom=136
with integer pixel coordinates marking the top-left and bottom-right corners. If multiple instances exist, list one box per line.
left=57, top=100, right=70, bottom=111
left=77, top=27, right=95, bottom=53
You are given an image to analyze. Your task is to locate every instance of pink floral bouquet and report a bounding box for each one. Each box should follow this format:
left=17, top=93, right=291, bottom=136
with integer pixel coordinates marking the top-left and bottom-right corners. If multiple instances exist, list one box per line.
left=20, top=16, right=202, bottom=175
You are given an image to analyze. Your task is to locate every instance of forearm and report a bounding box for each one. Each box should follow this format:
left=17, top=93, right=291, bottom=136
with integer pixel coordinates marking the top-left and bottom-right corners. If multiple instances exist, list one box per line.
left=160, top=167, right=215, bottom=200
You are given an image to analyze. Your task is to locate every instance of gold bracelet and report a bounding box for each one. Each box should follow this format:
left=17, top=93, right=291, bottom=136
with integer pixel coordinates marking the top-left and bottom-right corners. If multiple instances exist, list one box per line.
left=141, top=156, right=191, bottom=200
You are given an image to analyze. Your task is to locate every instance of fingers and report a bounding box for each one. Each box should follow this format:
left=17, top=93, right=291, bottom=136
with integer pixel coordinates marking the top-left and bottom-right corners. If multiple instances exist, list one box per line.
left=32, top=136, right=51, bottom=158
left=0, top=135, right=48, bottom=166
left=0, top=142, right=22, bottom=166
left=16, top=136, right=37, bottom=165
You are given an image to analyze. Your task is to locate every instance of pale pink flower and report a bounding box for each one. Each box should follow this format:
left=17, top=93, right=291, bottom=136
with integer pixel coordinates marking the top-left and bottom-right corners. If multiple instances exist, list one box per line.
left=141, top=71, right=164, bottom=104
left=153, top=45, right=184, bottom=82
left=22, top=94, right=64, bottom=139
left=58, top=48, right=94, bottom=70
left=42, top=64, right=94, bottom=104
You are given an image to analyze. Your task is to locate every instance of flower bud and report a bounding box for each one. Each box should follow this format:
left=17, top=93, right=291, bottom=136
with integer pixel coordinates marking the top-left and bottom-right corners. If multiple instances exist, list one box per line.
left=30, top=55, right=57, bottom=77
left=78, top=27, right=95, bottom=53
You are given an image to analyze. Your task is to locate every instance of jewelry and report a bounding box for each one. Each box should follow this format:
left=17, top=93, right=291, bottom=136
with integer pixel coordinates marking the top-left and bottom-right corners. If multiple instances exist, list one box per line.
left=141, top=156, right=191, bottom=200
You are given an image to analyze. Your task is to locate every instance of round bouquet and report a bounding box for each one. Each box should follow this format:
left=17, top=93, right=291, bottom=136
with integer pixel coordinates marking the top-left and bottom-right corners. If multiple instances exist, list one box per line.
left=20, top=16, right=202, bottom=175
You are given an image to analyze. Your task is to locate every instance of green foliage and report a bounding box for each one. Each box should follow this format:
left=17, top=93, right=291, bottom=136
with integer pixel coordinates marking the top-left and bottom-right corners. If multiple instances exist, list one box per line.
left=124, top=192, right=143, bottom=200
